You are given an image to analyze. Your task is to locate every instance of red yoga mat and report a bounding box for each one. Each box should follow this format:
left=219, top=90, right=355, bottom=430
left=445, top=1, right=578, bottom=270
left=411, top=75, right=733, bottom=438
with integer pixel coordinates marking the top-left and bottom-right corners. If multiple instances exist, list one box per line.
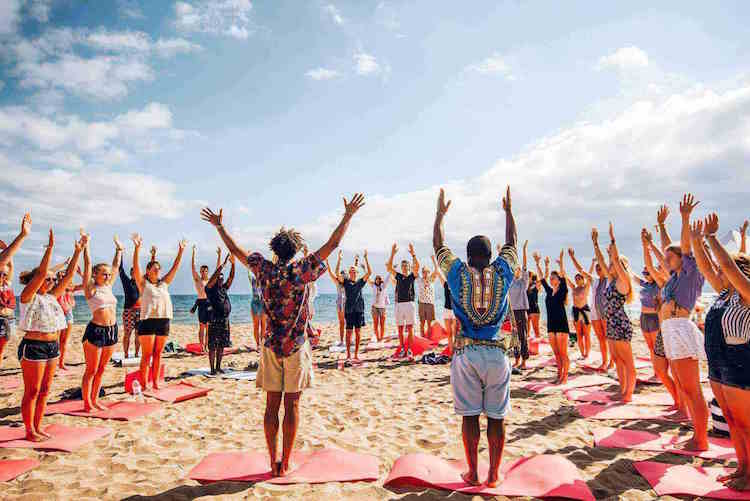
left=383, top=453, right=594, bottom=500
left=188, top=448, right=379, bottom=485
left=576, top=402, right=685, bottom=422
left=427, top=323, right=449, bottom=342
left=523, top=374, right=613, bottom=394
left=144, top=382, right=211, bottom=403
left=634, top=461, right=750, bottom=500
left=391, top=336, right=437, bottom=358
left=565, top=389, right=674, bottom=406
left=0, top=424, right=111, bottom=452
left=45, top=399, right=162, bottom=421
left=0, top=458, right=40, bottom=482
left=124, top=365, right=165, bottom=394
left=593, top=427, right=736, bottom=460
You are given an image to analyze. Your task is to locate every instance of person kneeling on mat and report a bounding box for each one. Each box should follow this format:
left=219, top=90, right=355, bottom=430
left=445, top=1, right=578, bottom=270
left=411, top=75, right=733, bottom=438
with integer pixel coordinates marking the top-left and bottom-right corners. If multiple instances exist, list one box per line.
left=201, top=193, right=365, bottom=477
left=204, top=252, right=235, bottom=374
left=433, top=186, right=518, bottom=488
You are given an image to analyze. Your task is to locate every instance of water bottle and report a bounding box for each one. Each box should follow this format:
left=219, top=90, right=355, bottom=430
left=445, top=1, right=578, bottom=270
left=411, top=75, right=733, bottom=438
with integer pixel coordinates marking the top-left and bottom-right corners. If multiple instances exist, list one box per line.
left=132, top=380, right=144, bottom=402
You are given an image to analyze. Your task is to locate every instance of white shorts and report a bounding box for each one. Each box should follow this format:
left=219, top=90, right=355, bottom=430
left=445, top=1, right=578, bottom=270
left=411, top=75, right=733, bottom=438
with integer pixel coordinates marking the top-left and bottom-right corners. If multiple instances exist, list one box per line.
left=443, top=308, right=455, bottom=320
left=394, top=302, right=416, bottom=327
left=662, top=317, right=706, bottom=361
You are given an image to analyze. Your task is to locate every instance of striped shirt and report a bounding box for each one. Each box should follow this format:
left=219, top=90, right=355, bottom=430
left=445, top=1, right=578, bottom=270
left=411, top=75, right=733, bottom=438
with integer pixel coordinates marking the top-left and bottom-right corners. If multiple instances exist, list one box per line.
left=710, top=289, right=750, bottom=345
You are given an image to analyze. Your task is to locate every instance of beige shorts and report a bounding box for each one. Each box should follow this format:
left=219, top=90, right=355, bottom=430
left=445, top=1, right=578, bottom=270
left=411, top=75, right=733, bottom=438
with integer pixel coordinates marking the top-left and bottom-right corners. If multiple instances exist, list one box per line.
left=256, top=341, right=314, bottom=393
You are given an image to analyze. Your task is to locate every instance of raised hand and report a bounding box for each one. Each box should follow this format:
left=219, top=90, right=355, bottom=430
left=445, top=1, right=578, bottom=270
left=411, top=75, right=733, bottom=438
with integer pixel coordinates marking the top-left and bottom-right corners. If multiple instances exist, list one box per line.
left=46, top=229, right=54, bottom=249
left=75, top=234, right=86, bottom=252
left=501, top=186, right=511, bottom=212
left=740, top=220, right=749, bottom=234
left=78, top=230, right=90, bottom=247
left=532, top=252, right=541, bottom=262
left=567, top=248, right=575, bottom=257
left=178, top=239, right=188, bottom=251
left=150, top=245, right=157, bottom=258
left=657, top=205, right=670, bottom=224
left=114, top=235, right=124, bottom=251
left=343, top=193, right=365, bottom=217
left=608, top=222, right=615, bottom=242
left=20, top=213, right=32, bottom=236
left=641, top=228, right=653, bottom=243
left=200, top=207, right=223, bottom=227
left=555, top=250, right=563, bottom=266
left=544, top=256, right=550, bottom=266
left=523, top=240, right=528, bottom=250
left=437, top=188, right=452, bottom=216
left=704, top=213, right=719, bottom=236
left=679, top=193, right=699, bottom=218
left=689, top=220, right=705, bottom=240
left=338, top=249, right=343, bottom=259
left=591, top=227, right=599, bottom=244
left=216, top=246, right=221, bottom=256
left=390, top=243, right=398, bottom=257
left=363, top=249, right=368, bottom=259
left=131, top=233, right=142, bottom=248
left=408, top=243, right=415, bottom=256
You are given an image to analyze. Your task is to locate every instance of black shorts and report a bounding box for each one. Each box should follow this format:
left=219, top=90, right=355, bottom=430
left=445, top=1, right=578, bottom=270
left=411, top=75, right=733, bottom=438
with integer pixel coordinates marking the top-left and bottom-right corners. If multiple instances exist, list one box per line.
left=207, top=318, right=231, bottom=349
left=0, top=316, right=13, bottom=339
left=83, top=322, right=118, bottom=348
left=18, top=338, right=59, bottom=362
left=197, top=299, right=212, bottom=324
left=138, top=318, right=170, bottom=336
left=345, top=310, right=365, bottom=330
left=572, top=305, right=590, bottom=325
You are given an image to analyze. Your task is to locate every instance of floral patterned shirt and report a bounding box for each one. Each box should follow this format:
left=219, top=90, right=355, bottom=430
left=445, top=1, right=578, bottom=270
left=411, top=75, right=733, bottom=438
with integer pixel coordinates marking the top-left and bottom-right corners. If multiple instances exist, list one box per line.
left=246, top=252, right=327, bottom=357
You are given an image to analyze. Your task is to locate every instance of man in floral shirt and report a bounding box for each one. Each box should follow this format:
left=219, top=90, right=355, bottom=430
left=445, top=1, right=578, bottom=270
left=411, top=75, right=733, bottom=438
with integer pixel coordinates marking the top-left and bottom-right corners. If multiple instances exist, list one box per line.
left=201, top=193, right=365, bottom=477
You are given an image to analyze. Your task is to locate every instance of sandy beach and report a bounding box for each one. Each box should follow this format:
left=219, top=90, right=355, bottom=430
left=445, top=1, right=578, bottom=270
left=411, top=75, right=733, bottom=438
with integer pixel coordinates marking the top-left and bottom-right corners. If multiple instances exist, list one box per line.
left=0, top=321, right=716, bottom=500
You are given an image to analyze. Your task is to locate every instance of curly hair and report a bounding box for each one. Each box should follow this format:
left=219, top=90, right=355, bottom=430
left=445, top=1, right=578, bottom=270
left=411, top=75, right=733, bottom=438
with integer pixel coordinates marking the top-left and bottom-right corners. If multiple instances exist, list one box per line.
left=269, top=227, right=304, bottom=263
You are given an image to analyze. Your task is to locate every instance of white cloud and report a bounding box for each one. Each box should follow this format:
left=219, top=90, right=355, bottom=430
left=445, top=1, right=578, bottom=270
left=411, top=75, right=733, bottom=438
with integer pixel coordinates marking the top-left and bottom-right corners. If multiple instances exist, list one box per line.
left=175, top=0, right=254, bottom=39
left=306, top=67, right=339, bottom=81
left=232, top=82, right=750, bottom=260
left=27, top=0, right=53, bottom=22
left=117, top=0, right=145, bottom=19
left=597, top=46, right=649, bottom=72
left=154, top=37, right=203, bottom=57
left=86, top=30, right=152, bottom=52
left=0, top=0, right=22, bottom=35
left=323, top=4, right=344, bottom=25
left=464, top=53, right=514, bottom=79
left=0, top=153, right=186, bottom=228
left=375, top=2, right=400, bottom=32
left=354, top=52, right=380, bottom=76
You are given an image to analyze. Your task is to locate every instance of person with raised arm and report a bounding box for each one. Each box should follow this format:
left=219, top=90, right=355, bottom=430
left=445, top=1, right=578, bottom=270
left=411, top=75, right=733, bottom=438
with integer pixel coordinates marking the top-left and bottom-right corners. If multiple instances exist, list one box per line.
left=132, top=234, right=186, bottom=390
left=249, top=268, right=267, bottom=349
left=435, top=264, right=457, bottom=355
left=526, top=271, right=541, bottom=339
left=740, top=220, right=748, bottom=255
left=0, top=213, right=32, bottom=269
left=639, top=228, right=680, bottom=410
left=368, top=268, right=393, bottom=343
left=340, top=251, right=372, bottom=361
left=565, top=248, right=592, bottom=360
left=507, top=241, right=530, bottom=369
left=417, top=257, right=439, bottom=337
left=693, top=214, right=750, bottom=490
left=191, top=245, right=214, bottom=353
left=119, top=247, right=141, bottom=359
left=434, top=186, right=518, bottom=488
left=534, top=251, right=570, bottom=384
left=386, top=242, right=420, bottom=360
left=79, top=234, right=122, bottom=411
left=201, top=193, right=365, bottom=478
left=205, top=252, right=236, bottom=374
left=593, top=224, right=637, bottom=401
left=18, top=230, right=83, bottom=441
left=324, top=251, right=347, bottom=347
left=0, top=214, right=32, bottom=367
left=656, top=194, right=709, bottom=451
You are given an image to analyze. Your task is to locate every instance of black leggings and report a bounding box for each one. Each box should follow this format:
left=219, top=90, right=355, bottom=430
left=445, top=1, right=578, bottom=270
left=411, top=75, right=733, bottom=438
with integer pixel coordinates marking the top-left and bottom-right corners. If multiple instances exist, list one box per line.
left=513, top=309, right=529, bottom=360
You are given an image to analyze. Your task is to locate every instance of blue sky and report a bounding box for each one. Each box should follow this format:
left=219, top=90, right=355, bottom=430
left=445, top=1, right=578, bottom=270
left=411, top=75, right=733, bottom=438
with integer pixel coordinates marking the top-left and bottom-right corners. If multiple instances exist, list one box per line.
left=1, top=0, right=749, bottom=294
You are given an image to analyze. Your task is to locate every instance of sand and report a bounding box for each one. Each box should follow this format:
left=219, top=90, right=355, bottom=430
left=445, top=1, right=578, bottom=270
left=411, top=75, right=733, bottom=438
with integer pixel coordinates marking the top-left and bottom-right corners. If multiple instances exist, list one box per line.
left=0, top=320, right=718, bottom=500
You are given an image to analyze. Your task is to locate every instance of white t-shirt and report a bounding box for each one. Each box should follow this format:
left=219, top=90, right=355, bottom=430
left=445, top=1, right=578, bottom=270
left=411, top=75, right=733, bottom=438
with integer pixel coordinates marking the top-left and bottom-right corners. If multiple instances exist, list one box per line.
left=372, top=281, right=390, bottom=308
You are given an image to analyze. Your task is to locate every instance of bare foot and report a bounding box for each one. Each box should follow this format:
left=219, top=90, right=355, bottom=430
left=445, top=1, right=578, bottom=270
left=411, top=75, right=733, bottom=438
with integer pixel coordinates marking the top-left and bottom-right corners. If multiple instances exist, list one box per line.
left=270, top=461, right=281, bottom=477
left=676, top=437, right=709, bottom=452
left=83, top=403, right=94, bottom=412
left=279, top=461, right=295, bottom=477
left=93, top=402, right=107, bottom=411
left=26, top=431, right=46, bottom=442
left=718, top=468, right=744, bottom=483
left=726, top=475, right=750, bottom=491
left=461, top=471, right=480, bottom=486
left=486, top=472, right=503, bottom=488
left=596, top=364, right=607, bottom=372
left=621, top=394, right=633, bottom=403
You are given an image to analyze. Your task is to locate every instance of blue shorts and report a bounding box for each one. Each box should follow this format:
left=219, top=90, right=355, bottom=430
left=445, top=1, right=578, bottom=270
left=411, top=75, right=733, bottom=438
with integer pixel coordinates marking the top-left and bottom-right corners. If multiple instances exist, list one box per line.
left=251, top=300, right=264, bottom=316
left=450, top=345, right=511, bottom=419
left=65, top=311, right=74, bottom=325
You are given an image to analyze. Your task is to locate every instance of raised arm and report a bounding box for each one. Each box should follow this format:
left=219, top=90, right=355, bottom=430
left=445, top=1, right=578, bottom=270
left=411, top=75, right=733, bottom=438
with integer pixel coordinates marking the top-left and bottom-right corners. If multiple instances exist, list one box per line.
left=502, top=186, right=517, bottom=248
left=543, top=256, right=550, bottom=281
left=607, top=223, right=630, bottom=296
left=362, top=251, right=372, bottom=283
left=568, top=248, right=592, bottom=282
left=215, top=246, right=222, bottom=270
left=386, top=244, right=398, bottom=275
left=430, top=255, right=439, bottom=281
left=191, top=246, right=199, bottom=281
left=162, top=240, right=187, bottom=285
left=705, top=213, right=750, bottom=303
left=689, top=220, right=724, bottom=293
left=132, top=234, right=144, bottom=292
left=522, top=240, right=528, bottom=270
left=0, top=213, right=32, bottom=269
left=200, top=208, right=251, bottom=264
left=433, top=188, right=451, bottom=252
left=20, top=229, right=54, bottom=303
left=657, top=205, right=672, bottom=251
left=50, top=236, right=84, bottom=298
left=110, top=235, right=123, bottom=286
left=678, top=193, right=699, bottom=255
left=314, top=194, right=366, bottom=260
left=207, top=253, right=230, bottom=289
left=641, top=229, right=666, bottom=287
left=740, top=220, right=748, bottom=254
left=225, top=254, right=236, bottom=289
left=532, top=252, right=544, bottom=282
left=409, top=243, right=420, bottom=277
left=591, top=227, right=610, bottom=279
left=82, top=234, right=93, bottom=298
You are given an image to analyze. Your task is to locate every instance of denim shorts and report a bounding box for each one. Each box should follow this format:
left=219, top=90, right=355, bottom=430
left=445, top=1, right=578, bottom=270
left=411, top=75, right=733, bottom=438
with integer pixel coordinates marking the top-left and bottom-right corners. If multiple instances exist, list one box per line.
left=450, top=344, right=511, bottom=419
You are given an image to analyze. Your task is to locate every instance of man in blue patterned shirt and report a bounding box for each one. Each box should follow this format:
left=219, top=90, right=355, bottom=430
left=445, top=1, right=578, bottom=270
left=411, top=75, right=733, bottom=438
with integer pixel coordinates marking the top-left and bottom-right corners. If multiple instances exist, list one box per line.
left=433, top=186, right=518, bottom=488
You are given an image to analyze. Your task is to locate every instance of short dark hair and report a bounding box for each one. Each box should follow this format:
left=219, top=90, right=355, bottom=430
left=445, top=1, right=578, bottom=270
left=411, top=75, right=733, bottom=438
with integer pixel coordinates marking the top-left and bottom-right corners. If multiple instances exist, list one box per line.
left=467, top=235, right=491, bottom=263
left=270, top=227, right=304, bottom=263
left=200, top=265, right=209, bottom=271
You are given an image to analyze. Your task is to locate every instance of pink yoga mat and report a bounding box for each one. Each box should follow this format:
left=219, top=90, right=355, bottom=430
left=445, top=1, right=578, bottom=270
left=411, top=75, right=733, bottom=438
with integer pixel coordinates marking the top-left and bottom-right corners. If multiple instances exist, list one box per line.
left=144, top=382, right=211, bottom=403
left=0, top=458, right=40, bottom=482
left=427, top=323, right=449, bottom=342
left=384, top=453, right=594, bottom=500
left=634, top=461, right=750, bottom=500
left=0, top=424, right=111, bottom=452
left=576, top=402, right=684, bottom=421
left=0, top=376, right=21, bottom=391
left=185, top=343, right=239, bottom=356
left=188, top=449, right=379, bottom=484
left=45, top=399, right=162, bottom=421
left=565, top=389, right=674, bottom=406
left=523, top=374, right=613, bottom=394
left=525, top=357, right=557, bottom=369
left=593, top=427, right=736, bottom=460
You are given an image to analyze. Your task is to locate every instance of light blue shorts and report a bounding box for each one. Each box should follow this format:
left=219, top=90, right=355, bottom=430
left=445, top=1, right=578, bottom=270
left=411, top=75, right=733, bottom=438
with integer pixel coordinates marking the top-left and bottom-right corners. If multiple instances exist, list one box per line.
left=450, top=345, right=511, bottom=420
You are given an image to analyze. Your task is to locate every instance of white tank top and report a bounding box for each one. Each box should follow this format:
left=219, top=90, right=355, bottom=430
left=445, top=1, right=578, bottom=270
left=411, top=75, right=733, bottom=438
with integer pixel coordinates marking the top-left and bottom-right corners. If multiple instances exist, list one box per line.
left=19, top=293, right=67, bottom=333
left=86, top=284, right=117, bottom=313
left=140, top=281, right=173, bottom=320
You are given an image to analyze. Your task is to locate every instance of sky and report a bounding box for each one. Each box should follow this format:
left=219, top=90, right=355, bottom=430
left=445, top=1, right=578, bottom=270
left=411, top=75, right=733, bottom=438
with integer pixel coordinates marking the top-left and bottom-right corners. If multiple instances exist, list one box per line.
left=1, top=0, right=749, bottom=294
